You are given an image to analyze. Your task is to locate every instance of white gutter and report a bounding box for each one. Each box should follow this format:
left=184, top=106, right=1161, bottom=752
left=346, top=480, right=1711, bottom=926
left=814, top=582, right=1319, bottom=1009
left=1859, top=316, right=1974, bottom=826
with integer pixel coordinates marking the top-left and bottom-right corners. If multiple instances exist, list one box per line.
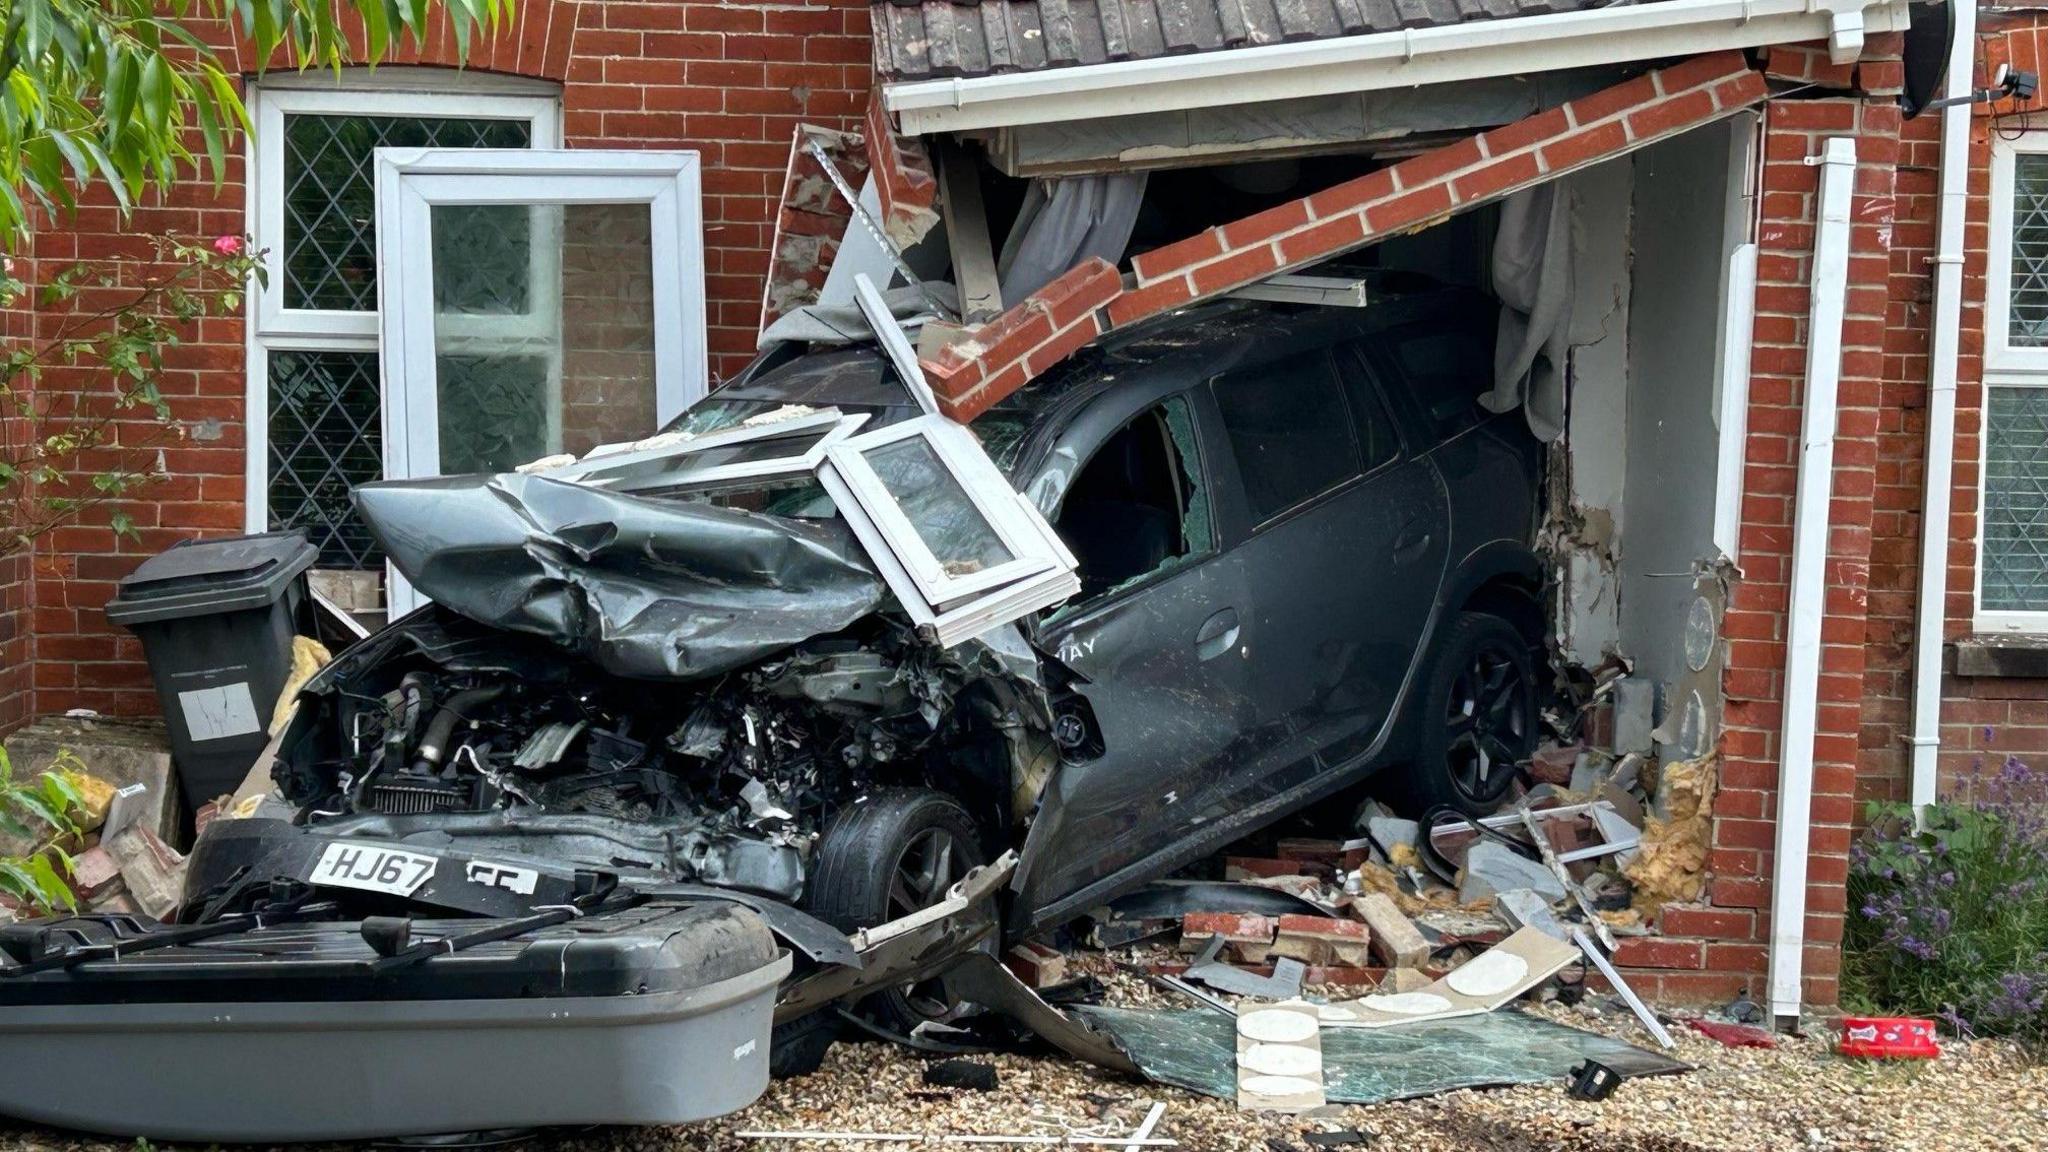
left=1768, top=135, right=1857, bottom=1025
left=884, top=0, right=1912, bottom=134
left=1909, top=0, right=1978, bottom=821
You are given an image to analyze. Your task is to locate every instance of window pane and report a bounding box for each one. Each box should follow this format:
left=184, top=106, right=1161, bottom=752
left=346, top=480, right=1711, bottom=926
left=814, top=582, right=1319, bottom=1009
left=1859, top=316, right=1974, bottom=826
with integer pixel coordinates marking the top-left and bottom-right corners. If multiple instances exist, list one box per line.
left=1337, top=349, right=1403, bottom=470
left=865, top=436, right=1015, bottom=575
left=1388, top=323, right=1494, bottom=442
left=2011, top=154, right=2048, bottom=347
left=1213, top=352, right=1362, bottom=522
left=282, top=113, right=532, bottom=310
left=1984, top=386, right=2048, bottom=612
left=268, top=350, right=384, bottom=570
left=430, top=201, right=660, bottom=474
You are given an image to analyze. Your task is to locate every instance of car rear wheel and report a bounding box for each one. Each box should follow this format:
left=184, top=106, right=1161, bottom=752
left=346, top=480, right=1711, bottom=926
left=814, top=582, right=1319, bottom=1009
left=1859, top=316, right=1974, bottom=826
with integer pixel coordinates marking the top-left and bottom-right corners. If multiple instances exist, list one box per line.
left=805, top=789, right=988, bottom=1033
left=1404, top=612, right=1537, bottom=817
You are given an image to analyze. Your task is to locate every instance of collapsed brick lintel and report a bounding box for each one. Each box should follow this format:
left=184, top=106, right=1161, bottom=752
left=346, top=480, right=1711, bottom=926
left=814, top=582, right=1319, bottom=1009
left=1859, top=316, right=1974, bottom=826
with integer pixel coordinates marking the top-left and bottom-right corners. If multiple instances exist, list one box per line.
left=920, top=50, right=1770, bottom=422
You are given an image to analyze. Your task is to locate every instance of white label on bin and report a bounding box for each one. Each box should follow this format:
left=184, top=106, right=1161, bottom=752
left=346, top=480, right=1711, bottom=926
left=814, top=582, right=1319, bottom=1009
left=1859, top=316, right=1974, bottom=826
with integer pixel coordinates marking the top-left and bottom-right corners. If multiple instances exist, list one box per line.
left=178, top=682, right=261, bottom=741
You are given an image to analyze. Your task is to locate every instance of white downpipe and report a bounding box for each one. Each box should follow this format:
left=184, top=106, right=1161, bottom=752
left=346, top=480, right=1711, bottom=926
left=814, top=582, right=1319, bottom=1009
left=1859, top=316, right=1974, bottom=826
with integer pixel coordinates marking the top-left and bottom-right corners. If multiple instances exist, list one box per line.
left=1908, top=0, right=1979, bottom=820
left=883, top=0, right=1913, bottom=134
left=1768, top=136, right=1857, bottom=1024
left=1713, top=242, right=1760, bottom=560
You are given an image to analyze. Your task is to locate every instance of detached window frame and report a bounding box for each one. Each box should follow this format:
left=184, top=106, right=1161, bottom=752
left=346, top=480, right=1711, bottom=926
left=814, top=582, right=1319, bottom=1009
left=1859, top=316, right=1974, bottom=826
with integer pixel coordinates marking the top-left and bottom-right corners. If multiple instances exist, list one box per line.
left=546, top=409, right=870, bottom=494
left=1979, top=132, right=2048, bottom=633
left=820, top=415, right=1078, bottom=647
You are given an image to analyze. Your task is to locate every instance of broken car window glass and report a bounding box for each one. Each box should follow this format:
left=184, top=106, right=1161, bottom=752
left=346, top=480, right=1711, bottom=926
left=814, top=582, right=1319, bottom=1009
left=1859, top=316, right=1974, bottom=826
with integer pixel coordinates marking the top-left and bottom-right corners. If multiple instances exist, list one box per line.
left=865, top=435, right=1016, bottom=575
left=1162, top=397, right=1213, bottom=556
left=1212, top=351, right=1362, bottom=523
left=1054, top=397, right=1210, bottom=603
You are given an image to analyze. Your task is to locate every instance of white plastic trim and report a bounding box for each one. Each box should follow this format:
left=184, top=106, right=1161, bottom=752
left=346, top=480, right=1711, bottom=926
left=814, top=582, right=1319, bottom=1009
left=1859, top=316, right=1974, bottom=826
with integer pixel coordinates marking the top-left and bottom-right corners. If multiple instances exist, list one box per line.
left=1909, top=0, right=1979, bottom=821
left=1768, top=135, right=1856, bottom=1024
left=882, top=0, right=1911, bottom=134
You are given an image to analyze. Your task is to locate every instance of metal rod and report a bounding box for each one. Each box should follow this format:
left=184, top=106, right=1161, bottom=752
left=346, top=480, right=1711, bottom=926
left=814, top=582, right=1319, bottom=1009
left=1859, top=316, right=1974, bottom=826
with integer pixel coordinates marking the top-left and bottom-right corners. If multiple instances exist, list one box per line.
left=736, top=1134, right=1178, bottom=1147
left=1123, top=1104, right=1167, bottom=1152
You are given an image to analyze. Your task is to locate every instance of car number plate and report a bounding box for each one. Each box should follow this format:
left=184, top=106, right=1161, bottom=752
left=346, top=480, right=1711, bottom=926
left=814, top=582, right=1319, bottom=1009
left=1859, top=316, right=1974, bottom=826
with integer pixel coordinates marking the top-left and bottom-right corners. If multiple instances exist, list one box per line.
left=307, top=842, right=439, bottom=896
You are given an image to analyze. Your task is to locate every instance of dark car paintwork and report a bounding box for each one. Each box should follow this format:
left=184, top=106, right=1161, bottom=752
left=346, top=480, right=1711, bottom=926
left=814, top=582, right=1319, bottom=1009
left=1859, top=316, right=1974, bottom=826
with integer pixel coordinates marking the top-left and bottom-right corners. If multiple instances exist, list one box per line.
left=729, top=289, right=1543, bottom=935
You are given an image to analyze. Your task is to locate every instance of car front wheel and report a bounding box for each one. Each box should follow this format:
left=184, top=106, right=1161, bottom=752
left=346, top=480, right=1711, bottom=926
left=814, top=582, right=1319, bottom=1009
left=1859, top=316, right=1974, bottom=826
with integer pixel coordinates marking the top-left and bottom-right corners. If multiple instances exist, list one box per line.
left=1406, top=612, right=1538, bottom=816
left=805, top=788, right=989, bottom=1033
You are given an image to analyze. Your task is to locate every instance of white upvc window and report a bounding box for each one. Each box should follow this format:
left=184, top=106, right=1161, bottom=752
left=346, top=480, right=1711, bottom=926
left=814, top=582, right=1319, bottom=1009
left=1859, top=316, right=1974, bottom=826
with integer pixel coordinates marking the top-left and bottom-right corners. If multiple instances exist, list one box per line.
left=1979, top=133, right=2048, bottom=632
left=244, top=72, right=561, bottom=573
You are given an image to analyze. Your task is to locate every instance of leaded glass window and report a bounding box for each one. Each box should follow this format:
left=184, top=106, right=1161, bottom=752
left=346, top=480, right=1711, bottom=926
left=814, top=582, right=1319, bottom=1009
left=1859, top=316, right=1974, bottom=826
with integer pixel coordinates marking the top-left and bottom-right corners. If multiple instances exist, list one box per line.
left=267, top=350, right=384, bottom=569
left=1984, top=386, right=2048, bottom=613
left=282, top=113, right=531, bottom=311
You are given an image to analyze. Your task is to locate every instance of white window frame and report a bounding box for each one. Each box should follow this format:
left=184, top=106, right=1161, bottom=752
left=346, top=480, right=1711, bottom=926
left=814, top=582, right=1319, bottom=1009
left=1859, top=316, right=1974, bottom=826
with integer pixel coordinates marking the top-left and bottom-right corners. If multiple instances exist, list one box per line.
left=1979, top=132, right=2048, bottom=633
left=374, top=148, right=707, bottom=615
left=821, top=414, right=1078, bottom=647
left=548, top=408, right=870, bottom=493
left=242, top=73, right=562, bottom=545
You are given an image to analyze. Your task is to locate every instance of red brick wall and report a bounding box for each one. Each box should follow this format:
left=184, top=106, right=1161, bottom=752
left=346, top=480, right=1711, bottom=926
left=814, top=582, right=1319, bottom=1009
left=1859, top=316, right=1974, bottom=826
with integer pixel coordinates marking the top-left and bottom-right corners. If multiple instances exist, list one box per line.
left=1858, top=14, right=2048, bottom=815
left=5, top=0, right=873, bottom=725
left=0, top=244, right=35, bottom=736
left=1699, top=93, right=1903, bottom=1009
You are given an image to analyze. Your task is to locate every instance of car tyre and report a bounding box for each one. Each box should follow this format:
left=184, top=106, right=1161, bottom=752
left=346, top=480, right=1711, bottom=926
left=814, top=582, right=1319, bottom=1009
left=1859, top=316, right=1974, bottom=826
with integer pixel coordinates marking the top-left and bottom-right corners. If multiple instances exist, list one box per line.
left=769, top=1009, right=840, bottom=1079
left=806, top=788, right=988, bottom=1033
left=1400, top=612, right=1539, bottom=817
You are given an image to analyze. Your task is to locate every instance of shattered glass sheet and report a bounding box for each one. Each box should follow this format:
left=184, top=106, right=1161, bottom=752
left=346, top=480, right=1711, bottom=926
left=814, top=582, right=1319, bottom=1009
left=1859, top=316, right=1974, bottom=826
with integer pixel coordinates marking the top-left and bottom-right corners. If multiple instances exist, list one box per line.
left=354, top=472, right=887, bottom=680
left=1072, top=1006, right=1688, bottom=1105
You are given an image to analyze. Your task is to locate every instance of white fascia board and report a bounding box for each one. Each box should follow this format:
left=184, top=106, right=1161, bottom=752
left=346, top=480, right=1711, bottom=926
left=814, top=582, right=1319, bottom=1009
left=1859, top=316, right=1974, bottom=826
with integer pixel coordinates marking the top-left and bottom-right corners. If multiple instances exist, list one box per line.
left=884, top=0, right=1911, bottom=135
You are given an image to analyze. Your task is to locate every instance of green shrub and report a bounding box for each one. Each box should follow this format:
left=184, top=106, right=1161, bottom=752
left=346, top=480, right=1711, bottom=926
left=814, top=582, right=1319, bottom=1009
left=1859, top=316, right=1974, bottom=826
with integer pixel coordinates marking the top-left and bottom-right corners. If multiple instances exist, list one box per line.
left=0, top=745, right=86, bottom=914
left=1844, top=756, right=2048, bottom=1038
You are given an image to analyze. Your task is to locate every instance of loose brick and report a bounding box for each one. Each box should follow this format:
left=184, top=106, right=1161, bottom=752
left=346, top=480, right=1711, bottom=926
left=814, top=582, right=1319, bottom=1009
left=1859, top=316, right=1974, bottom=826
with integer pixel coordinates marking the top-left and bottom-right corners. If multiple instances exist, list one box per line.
left=1020, top=315, right=1104, bottom=378
left=1180, top=911, right=1277, bottom=963
left=1220, top=199, right=1313, bottom=249
left=1032, top=258, right=1123, bottom=329
left=1351, top=892, right=1430, bottom=968
left=1479, top=105, right=1572, bottom=159
left=1270, top=914, right=1372, bottom=967
left=1451, top=151, right=1543, bottom=204
left=1390, top=135, right=1485, bottom=189
left=1651, top=50, right=1752, bottom=98
left=1538, top=120, right=1631, bottom=173
left=1565, top=72, right=1660, bottom=128
left=1004, top=941, right=1067, bottom=988
left=1305, top=167, right=1398, bottom=219
left=1623, top=89, right=1718, bottom=144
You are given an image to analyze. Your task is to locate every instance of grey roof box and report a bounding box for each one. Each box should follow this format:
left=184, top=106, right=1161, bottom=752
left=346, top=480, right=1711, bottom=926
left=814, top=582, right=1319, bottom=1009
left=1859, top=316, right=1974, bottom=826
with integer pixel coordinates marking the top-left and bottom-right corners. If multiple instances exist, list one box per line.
left=0, top=901, right=790, bottom=1141
left=105, top=531, right=318, bottom=627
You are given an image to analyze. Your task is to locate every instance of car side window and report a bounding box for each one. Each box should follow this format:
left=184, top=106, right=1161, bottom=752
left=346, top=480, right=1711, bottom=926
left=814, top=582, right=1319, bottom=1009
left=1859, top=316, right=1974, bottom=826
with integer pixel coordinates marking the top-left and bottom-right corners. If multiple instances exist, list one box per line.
left=1336, top=350, right=1402, bottom=471
left=1211, top=351, right=1362, bottom=523
left=1385, top=322, right=1496, bottom=443
left=1052, top=395, right=1212, bottom=604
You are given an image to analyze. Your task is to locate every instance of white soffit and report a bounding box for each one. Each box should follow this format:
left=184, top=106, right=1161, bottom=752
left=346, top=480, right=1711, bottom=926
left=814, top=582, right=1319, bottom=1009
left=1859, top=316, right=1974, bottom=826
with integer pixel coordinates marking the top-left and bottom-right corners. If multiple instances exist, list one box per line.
left=883, top=0, right=1912, bottom=134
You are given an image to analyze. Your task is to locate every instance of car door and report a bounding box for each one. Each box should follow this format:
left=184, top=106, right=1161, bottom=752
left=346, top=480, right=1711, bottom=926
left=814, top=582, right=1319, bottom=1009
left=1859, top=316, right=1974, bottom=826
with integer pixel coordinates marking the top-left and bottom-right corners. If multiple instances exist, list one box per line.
left=1187, top=347, right=1449, bottom=825
left=1016, top=390, right=1263, bottom=926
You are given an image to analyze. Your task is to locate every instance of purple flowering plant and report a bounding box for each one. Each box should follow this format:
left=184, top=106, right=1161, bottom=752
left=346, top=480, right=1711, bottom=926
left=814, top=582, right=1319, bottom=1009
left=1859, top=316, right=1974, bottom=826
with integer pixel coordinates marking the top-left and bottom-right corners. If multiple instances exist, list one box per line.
left=1844, top=755, right=2048, bottom=1038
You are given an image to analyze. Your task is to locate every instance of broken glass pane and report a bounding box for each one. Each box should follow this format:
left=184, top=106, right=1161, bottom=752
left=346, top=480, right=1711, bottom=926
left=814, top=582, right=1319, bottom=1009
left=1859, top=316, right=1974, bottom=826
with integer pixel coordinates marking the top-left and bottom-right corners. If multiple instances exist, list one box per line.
left=865, top=436, right=1014, bottom=576
left=1984, top=385, right=2048, bottom=611
left=1072, top=1005, right=1687, bottom=1106
left=2011, top=155, right=2048, bottom=347
left=282, top=113, right=531, bottom=311
left=267, top=349, right=384, bottom=569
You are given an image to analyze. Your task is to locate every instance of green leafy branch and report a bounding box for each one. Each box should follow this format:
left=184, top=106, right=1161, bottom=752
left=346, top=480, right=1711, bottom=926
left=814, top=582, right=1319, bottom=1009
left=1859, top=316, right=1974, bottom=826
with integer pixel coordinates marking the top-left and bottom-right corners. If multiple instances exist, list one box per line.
left=0, top=1, right=515, bottom=243
left=0, top=231, right=262, bottom=559
left=0, top=744, right=86, bottom=914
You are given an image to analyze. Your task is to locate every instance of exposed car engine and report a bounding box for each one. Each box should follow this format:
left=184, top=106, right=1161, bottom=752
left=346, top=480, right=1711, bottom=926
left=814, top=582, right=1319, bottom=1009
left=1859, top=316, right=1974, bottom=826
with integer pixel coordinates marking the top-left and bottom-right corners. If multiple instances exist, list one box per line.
left=270, top=608, right=1056, bottom=904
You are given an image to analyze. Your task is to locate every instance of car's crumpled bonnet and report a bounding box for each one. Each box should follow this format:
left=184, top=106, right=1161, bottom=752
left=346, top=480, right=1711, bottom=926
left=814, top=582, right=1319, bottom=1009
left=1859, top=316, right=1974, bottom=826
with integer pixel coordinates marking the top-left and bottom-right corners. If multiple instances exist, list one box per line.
left=353, top=471, right=887, bottom=681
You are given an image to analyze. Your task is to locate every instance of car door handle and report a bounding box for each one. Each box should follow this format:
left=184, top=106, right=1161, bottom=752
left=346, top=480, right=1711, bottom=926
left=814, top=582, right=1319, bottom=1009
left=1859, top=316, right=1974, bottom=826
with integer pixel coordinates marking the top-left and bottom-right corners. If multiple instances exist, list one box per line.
left=1195, top=608, right=1240, bottom=661
left=1392, top=522, right=1431, bottom=564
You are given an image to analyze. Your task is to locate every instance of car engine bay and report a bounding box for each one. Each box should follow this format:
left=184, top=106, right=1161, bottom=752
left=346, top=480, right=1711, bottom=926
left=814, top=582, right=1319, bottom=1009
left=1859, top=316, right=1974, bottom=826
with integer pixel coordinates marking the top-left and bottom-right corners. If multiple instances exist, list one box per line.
left=268, top=610, right=1058, bottom=906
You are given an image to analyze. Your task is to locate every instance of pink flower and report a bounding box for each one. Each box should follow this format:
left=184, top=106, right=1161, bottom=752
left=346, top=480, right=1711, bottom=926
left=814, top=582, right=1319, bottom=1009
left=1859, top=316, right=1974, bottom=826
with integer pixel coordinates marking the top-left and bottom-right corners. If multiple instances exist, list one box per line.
left=212, top=235, right=243, bottom=256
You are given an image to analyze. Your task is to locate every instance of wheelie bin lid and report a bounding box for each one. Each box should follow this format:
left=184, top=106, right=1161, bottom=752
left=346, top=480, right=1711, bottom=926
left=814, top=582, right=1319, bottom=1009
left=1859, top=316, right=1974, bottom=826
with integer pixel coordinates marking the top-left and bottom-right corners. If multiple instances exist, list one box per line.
left=105, top=531, right=319, bottom=628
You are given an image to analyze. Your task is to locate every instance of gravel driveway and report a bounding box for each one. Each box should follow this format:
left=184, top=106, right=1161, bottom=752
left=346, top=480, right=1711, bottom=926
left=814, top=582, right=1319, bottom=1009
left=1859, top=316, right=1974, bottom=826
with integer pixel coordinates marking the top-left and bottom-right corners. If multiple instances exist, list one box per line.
left=2, top=1003, right=2041, bottom=1152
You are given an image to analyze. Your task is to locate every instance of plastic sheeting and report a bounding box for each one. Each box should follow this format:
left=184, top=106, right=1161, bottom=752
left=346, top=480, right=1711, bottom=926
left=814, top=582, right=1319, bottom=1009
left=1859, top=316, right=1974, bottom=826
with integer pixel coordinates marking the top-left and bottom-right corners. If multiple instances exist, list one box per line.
left=354, top=472, right=887, bottom=681
left=998, top=174, right=1148, bottom=304
left=1486, top=183, right=1573, bottom=443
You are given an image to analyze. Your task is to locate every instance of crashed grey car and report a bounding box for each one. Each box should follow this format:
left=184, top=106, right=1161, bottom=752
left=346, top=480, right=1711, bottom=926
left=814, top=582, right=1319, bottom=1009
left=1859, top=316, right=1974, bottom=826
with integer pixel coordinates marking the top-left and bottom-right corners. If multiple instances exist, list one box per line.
left=0, top=280, right=1544, bottom=1139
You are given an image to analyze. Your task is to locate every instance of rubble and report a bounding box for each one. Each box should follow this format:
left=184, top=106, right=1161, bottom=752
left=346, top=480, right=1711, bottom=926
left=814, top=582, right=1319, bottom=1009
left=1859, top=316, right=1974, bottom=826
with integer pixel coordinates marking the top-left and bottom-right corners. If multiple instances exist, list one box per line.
left=1350, top=893, right=1430, bottom=969
left=1459, top=841, right=1566, bottom=905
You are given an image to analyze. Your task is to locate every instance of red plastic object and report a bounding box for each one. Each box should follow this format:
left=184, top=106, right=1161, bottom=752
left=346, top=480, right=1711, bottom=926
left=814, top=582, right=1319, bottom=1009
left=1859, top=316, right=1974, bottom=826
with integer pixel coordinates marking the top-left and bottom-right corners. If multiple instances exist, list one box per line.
left=1838, top=1016, right=1941, bottom=1059
left=1689, top=1019, right=1777, bottom=1049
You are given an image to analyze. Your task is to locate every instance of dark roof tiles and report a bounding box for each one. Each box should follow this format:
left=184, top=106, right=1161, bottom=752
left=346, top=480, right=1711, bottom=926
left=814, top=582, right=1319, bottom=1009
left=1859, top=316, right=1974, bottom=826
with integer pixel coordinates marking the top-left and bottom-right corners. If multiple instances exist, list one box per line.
left=872, top=0, right=1647, bottom=81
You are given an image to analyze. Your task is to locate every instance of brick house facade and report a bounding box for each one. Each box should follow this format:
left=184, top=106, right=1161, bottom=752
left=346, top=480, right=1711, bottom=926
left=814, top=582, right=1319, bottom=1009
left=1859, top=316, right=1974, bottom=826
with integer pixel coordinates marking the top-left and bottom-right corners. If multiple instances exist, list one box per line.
left=2, top=0, right=2043, bottom=1016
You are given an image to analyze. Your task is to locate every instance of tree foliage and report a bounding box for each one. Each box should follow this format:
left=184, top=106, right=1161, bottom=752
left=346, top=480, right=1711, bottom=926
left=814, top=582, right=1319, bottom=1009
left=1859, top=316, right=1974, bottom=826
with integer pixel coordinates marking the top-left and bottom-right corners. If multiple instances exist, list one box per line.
left=0, top=1, right=514, bottom=242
